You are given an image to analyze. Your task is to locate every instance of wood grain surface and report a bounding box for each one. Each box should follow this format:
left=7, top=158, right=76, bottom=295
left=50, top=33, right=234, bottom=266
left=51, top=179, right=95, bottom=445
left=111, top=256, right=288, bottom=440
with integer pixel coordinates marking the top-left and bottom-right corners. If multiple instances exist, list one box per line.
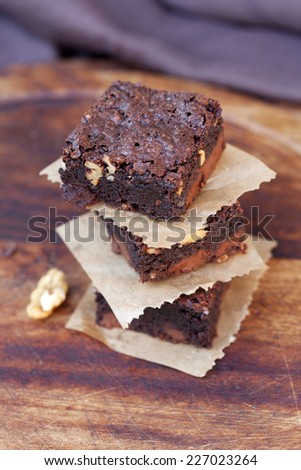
left=0, top=61, right=301, bottom=450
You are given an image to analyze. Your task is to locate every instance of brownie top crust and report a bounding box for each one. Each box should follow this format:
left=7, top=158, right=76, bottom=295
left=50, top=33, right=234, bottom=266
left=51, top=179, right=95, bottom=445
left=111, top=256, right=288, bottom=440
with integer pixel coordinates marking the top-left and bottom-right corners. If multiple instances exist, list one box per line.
left=63, top=81, right=223, bottom=179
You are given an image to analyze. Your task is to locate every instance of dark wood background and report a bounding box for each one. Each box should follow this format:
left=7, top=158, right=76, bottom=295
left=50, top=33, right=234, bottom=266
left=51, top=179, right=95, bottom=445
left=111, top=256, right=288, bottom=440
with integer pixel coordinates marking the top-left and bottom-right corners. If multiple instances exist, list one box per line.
left=1, top=61, right=301, bottom=449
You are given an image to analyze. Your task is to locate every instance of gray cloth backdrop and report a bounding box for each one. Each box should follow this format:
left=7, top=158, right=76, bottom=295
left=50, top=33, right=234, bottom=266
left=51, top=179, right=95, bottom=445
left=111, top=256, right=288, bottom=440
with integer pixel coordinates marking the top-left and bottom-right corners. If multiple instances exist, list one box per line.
left=0, top=0, right=300, bottom=101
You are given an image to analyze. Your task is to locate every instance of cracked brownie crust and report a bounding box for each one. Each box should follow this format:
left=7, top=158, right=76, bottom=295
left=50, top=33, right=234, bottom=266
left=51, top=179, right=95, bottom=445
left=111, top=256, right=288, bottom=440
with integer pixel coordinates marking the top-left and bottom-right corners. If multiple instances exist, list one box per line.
left=95, top=282, right=226, bottom=347
left=60, top=81, right=224, bottom=218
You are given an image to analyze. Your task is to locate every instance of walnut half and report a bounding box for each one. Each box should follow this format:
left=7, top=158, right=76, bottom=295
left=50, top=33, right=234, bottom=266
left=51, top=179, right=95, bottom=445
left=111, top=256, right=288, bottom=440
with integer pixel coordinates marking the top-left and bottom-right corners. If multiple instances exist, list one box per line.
left=26, top=268, right=68, bottom=319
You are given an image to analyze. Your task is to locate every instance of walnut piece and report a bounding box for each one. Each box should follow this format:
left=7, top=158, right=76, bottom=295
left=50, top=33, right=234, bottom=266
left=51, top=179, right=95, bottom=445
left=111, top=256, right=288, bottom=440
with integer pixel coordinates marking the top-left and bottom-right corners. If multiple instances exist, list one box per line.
left=85, top=156, right=117, bottom=185
left=198, top=149, right=206, bottom=166
left=175, top=180, right=184, bottom=196
left=216, top=254, right=229, bottom=263
left=26, top=268, right=68, bottom=319
left=85, top=161, right=103, bottom=186
left=102, top=155, right=116, bottom=181
left=180, top=228, right=207, bottom=245
left=146, top=247, right=162, bottom=255
left=102, top=155, right=116, bottom=174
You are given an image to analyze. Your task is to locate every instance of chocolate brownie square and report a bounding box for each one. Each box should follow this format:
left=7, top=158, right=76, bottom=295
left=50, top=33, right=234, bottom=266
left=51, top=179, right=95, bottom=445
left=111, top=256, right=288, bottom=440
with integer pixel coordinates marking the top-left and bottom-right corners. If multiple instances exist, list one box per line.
left=104, top=202, right=247, bottom=282
left=60, top=81, right=224, bottom=218
left=95, top=282, right=226, bottom=348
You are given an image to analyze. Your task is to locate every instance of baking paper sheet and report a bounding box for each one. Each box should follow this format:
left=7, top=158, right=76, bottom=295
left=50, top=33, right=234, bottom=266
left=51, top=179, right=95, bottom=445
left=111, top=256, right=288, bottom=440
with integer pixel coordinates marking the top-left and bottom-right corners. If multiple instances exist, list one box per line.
left=42, top=144, right=276, bottom=248
left=66, top=240, right=275, bottom=377
left=56, top=214, right=266, bottom=328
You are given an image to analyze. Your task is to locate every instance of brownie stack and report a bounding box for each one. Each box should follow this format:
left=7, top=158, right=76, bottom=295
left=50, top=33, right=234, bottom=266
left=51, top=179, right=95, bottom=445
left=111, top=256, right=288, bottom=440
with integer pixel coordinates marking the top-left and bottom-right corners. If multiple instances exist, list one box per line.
left=59, top=81, right=247, bottom=348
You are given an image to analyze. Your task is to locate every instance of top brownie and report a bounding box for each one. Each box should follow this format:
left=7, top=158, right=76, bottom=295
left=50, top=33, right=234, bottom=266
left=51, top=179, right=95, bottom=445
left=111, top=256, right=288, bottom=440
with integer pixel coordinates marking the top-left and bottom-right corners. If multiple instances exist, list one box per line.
left=60, top=81, right=224, bottom=219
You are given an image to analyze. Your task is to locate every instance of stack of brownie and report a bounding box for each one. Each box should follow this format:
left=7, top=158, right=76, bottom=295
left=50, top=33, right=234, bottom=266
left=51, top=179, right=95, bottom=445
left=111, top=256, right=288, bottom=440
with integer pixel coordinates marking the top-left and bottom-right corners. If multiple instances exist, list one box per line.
left=58, top=81, right=248, bottom=348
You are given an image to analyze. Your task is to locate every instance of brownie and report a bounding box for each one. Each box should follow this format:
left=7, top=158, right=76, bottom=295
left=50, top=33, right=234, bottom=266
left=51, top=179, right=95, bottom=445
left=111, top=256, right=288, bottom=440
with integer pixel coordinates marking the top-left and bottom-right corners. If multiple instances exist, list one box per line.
left=60, top=81, right=224, bottom=219
left=95, top=282, right=226, bottom=348
left=104, top=202, right=247, bottom=282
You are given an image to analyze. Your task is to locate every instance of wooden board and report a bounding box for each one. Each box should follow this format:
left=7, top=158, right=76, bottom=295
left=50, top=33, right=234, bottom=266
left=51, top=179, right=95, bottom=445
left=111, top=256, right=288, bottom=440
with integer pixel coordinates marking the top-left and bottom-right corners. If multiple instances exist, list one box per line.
left=1, top=61, right=301, bottom=450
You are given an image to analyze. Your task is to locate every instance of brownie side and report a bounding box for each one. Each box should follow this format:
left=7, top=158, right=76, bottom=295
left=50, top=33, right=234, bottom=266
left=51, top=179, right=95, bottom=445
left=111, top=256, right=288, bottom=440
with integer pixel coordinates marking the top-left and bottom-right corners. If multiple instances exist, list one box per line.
left=104, top=202, right=247, bottom=282
left=95, top=293, right=121, bottom=329
left=95, top=282, right=226, bottom=348
left=60, top=81, right=224, bottom=218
